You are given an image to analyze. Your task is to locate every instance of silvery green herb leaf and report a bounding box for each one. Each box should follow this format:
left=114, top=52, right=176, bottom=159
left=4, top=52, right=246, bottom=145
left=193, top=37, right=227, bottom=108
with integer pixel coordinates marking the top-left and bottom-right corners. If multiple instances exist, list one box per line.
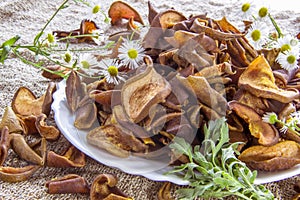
left=167, top=117, right=274, bottom=200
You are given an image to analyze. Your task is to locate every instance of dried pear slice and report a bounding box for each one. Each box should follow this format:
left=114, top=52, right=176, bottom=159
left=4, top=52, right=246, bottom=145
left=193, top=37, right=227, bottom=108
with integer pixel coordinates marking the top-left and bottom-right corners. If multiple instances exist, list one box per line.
left=239, top=140, right=300, bottom=171
left=108, top=0, right=144, bottom=25
left=0, top=106, right=23, bottom=134
left=87, top=124, right=147, bottom=158
left=121, top=66, right=172, bottom=123
left=11, top=86, right=44, bottom=116
left=239, top=55, right=299, bottom=103
left=228, top=101, right=279, bottom=146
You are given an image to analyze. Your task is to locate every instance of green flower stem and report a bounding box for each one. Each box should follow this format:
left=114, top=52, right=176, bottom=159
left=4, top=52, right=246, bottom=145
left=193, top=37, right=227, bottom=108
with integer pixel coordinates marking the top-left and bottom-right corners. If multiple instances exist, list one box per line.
left=34, top=0, right=70, bottom=46
left=268, top=13, right=283, bottom=38
left=12, top=49, right=67, bottom=78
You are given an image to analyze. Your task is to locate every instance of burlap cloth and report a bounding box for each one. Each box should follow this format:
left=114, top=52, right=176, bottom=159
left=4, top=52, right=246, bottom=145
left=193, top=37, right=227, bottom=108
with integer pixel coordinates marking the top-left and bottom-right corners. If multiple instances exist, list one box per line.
left=0, top=0, right=300, bottom=199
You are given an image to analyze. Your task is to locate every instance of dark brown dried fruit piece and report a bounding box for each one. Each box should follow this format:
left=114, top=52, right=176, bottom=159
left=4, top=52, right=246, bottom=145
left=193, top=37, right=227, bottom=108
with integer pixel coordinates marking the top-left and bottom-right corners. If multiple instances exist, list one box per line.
left=45, top=174, right=90, bottom=194
left=108, top=1, right=144, bottom=25
left=47, top=145, right=86, bottom=168
left=0, top=126, right=10, bottom=166
left=90, top=174, right=132, bottom=200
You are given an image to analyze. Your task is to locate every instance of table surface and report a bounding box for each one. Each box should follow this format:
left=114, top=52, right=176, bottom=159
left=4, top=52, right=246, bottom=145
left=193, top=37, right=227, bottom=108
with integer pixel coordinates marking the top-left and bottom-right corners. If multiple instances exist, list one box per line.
left=0, top=0, right=300, bottom=199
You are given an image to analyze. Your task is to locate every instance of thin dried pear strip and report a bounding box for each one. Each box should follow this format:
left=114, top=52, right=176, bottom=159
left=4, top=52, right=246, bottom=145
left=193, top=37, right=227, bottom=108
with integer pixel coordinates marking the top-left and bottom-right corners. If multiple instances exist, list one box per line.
left=190, top=18, right=244, bottom=41
left=87, top=124, right=148, bottom=158
left=74, top=98, right=97, bottom=129
left=238, top=55, right=299, bottom=103
left=239, top=140, right=300, bottom=171
left=0, top=165, right=40, bottom=182
left=177, top=75, right=227, bottom=115
left=228, top=101, right=279, bottom=146
left=45, top=174, right=90, bottom=194
left=66, top=70, right=86, bottom=113
left=47, top=146, right=86, bottom=168
left=17, top=115, right=38, bottom=135
left=90, top=174, right=133, bottom=200
left=0, top=126, right=10, bottom=166
left=41, top=82, right=56, bottom=116
left=10, top=133, right=44, bottom=165
left=121, top=65, right=172, bottom=123
left=35, top=114, right=60, bottom=140
left=0, top=106, right=23, bottom=134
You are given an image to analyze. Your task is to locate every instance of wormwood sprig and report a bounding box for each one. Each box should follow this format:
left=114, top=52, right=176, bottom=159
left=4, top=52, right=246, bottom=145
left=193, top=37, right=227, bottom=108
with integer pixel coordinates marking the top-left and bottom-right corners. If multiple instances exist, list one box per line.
left=167, top=117, right=274, bottom=200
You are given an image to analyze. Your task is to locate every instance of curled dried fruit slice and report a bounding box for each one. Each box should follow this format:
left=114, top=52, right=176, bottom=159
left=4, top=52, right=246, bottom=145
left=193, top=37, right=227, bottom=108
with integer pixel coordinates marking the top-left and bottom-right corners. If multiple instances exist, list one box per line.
left=239, top=55, right=299, bottom=103
left=17, top=115, right=38, bottom=135
left=10, top=133, right=44, bottom=165
left=11, top=83, right=56, bottom=116
left=36, top=114, right=60, bottom=140
left=239, top=140, right=300, bottom=171
left=0, top=126, right=10, bottom=166
left=228, top=101, right=279, bottom=146
left=0, top=165, right=40, bottom=182
left=45, top=174, right=90, bottom=194
left=66, top=71, right=86, bottom=113
left=108, top=1, right=144, bottom=25
left=0, top=106, right=23, bottom=134
left=121, top=65, right=172, bottom=123
left=90, top=174, right=132, bottom=200
left=47, top=145, right=86, bottom=168
left=158, top=182, right=174, bottom=200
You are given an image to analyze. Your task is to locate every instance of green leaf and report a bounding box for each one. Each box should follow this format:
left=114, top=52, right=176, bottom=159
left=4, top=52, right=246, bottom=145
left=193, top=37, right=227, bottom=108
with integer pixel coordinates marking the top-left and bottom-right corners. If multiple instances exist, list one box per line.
left=167, top=117, right=275, bottom=200
left=0, top=35, right=20, bottom=63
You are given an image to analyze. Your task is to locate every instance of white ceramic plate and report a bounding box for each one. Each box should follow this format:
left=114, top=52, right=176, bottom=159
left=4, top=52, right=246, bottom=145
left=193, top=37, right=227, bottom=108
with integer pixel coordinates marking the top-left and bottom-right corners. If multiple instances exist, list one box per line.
left=52, top=80, right=300, bottom=185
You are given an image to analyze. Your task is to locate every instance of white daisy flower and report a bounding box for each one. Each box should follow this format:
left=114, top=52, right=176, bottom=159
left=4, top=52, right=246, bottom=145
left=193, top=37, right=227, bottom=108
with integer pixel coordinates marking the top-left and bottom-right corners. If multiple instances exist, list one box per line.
left=237, top=0, right=256, bottom=21
left=245, top=21, right=269, bottom=49
left=262, top=112, right=278, bottom=124
left=118, top=39, right=145, bottom=69
left=276, top=49, right=299, bottom=71
left=275, top=34, right=300, bottom=53
left=86, top=1, right=101, bottom=21
left=99, top=59, right=126, bottom=85
left=61, top=50, right=76, bottom=66
left=91, top=29, right=106, bottom=45
left=256, top=2, right=271, bottom=22
left=290, top=111, right=300, bottom=124
left=78, top=53, right=99, bottom=76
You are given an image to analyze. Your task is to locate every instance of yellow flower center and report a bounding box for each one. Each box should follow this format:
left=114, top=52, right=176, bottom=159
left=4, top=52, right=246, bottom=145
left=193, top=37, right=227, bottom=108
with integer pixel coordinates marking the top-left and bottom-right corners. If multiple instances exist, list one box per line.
left=251, top=30, right=261, bottom=42
left=47, top=33, right=55, bottom=43
left=107, top=65, right=118, bottom=77
left=64, top=52, right=72, bottom=63
left=81, top=60, right=90, bottom=69
left=92, top=5, right=100, bottom=14
left=287, top=55, right=296, bottom=64
left=127, top=48, right=138, bottom=59
left=281, top=44, right=291, bottom=52
left=242, top=3, right=250, bottom=12
left=258, top=7, right=268, bottom=18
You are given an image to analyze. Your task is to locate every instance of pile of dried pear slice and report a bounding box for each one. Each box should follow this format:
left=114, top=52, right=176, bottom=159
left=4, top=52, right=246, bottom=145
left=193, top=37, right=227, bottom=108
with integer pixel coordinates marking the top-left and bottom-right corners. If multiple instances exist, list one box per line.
left=63, top=2, right=300, bottom=172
